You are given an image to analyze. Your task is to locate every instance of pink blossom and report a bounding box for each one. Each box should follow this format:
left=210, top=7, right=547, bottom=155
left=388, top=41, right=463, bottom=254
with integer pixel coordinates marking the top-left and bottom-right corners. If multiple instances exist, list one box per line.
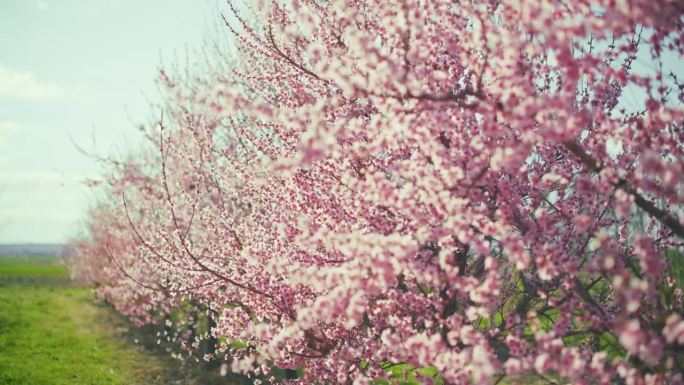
left=67, top=0, right=684, bottom=383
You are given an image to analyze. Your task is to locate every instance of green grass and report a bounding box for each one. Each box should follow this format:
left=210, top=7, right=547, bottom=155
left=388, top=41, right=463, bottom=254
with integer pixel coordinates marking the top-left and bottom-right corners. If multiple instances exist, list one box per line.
left=0, top=256, right=169, bottom=385
left=0, top=257, right=68, bottom=279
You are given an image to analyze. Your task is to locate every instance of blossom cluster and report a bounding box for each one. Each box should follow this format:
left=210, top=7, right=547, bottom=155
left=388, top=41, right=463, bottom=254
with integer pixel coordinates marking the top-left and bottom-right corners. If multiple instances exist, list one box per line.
left=70, top=1, right=684, bottom=384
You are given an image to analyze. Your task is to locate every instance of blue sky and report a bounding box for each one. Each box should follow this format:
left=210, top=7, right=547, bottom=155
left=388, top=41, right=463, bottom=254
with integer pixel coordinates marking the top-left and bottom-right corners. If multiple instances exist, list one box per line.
left=0, top=0, right=219, bottom=243
left=1, top=2, right=680, bottom=244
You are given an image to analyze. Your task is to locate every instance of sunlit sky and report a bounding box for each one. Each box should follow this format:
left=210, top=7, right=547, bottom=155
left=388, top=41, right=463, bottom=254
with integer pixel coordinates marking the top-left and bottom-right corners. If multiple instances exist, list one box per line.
left=0, top=0, right=219, bottom=243
left=1, top=2, right=680, bottom=244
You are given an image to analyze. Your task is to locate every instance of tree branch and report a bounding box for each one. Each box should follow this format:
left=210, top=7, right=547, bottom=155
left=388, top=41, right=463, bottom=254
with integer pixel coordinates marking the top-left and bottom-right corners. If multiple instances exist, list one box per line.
left=563, top=140, right=684, bottom=238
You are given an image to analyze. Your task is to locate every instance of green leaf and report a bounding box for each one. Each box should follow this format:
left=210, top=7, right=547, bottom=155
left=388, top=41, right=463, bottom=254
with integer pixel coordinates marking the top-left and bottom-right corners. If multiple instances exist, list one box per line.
left=665, top=249, right=684, bottom=290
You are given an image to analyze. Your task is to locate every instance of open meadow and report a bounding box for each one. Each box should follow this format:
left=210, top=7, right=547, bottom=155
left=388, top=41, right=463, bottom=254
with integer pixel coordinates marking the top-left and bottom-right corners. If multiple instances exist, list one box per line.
left=0, top=256, right=236, bottom=385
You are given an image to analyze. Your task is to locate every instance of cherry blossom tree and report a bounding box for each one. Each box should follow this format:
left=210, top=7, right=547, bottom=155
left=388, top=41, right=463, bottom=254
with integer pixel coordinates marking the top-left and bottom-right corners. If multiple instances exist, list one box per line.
left=70, top=0, right=684, bottom=384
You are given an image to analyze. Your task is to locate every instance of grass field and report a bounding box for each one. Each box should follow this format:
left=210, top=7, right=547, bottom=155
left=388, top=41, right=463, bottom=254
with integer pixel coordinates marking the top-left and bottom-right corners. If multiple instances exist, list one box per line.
left=0, top=256, right=182, bottom=385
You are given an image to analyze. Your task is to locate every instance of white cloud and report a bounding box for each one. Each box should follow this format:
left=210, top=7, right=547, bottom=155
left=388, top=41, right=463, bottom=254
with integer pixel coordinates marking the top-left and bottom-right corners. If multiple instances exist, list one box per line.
left=0, top=171, right=99, bottom=188
left=0, top=171, right=82, bottom=183
left=0, top=171, right=64, bottom=184
left=0, top=64, right=63, bottom=99
left=0, top=121, right=20, bottom=132
left=0, top=121, right=20, bottom=147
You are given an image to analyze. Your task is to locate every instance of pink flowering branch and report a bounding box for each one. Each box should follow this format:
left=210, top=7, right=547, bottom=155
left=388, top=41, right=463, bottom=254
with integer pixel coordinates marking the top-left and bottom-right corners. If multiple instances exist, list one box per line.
left=68, top=1, right=684, bottom=384
left=564, top=140, right=684, bottom=238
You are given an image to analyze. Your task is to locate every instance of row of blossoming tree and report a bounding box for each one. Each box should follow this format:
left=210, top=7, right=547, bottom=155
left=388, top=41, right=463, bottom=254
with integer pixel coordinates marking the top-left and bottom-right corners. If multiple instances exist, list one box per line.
left=69, top=0, right=684, bottom=384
